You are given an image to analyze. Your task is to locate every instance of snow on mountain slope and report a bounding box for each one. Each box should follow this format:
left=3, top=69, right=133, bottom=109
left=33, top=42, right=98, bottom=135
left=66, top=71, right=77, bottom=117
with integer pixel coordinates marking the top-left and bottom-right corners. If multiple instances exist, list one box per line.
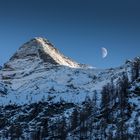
left=0, top=37, right=132, bottom=106
left=0, top=37, right=82, bottom=83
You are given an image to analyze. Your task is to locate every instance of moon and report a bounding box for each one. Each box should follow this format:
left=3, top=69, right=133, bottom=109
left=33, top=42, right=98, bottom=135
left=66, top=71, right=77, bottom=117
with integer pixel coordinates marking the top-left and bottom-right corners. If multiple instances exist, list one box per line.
left=101, top=47, right=108, bottom=58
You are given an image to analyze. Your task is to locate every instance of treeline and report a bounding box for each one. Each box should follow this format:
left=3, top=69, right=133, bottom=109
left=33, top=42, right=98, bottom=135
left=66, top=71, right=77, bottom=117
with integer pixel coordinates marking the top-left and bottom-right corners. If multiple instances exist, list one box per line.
left=100, top=72, right=131, bottom=139
left=69, top=68, right=140, bottom=139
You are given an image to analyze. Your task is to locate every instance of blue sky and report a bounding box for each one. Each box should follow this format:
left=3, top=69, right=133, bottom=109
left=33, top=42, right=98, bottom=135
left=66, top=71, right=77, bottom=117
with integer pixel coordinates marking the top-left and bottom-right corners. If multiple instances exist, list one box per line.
left=0, top=0, right=140, bottom=68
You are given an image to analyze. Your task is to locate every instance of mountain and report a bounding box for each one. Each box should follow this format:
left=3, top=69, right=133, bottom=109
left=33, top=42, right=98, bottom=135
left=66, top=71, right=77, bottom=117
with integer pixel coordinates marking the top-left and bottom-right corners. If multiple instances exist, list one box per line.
left=0, top=37, right=140, bottom=140
left=1, top=37, right=81, bottom=84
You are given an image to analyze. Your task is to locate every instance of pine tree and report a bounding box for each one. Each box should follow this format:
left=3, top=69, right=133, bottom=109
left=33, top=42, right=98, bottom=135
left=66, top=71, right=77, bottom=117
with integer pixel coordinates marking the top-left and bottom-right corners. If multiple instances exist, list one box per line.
left=41, top=118, right=48, bottom=138
left=131, top=57, right=140, bottom=81
left=116, top=72, right=129, bottom=139
left=101, top=84, right=110, bottom=123
left=84, top=95, right=93, bottom=118
left=71, top=108, right=79, bottom=130
left=79, top=110, right=88, bottom=139
left=88, top=90, right=99, bottom=139
left=8, top=124, right=22, bottom=140
left=134, top=118, right=140, bottom=139
left=60, top=117, right=67, bottom=140
left=57, top=117, right=67, bottom=140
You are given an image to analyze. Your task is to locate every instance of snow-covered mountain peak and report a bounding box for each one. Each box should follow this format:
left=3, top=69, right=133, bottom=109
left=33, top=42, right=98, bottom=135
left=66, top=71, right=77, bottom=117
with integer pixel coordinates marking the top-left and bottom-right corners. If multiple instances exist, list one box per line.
left=2, top=37, right=81, bottom=72
left=10, top=37, right=56, bottom=60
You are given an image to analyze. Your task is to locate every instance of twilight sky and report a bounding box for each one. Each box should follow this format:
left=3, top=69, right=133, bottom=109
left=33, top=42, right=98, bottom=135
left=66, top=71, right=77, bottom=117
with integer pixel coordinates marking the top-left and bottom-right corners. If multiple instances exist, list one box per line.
left=0, top=0, right=140, bottom=68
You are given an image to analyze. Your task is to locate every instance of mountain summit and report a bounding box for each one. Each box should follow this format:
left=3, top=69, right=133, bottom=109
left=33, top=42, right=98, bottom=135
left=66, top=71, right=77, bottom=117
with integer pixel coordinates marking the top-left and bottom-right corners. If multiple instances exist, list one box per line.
left=4, top=37, right=81, bottom=71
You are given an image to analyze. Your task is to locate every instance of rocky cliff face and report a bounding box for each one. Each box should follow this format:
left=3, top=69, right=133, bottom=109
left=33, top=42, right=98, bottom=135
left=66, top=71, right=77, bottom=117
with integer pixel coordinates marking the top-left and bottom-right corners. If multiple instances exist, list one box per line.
left=0, top=38, right=139, bottom=140
left=5, top=37, right=81, bottom=70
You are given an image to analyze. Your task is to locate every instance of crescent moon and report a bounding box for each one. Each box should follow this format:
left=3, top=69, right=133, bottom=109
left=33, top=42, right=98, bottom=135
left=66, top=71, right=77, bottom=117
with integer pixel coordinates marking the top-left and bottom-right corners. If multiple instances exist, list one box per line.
left=101, top=47, right=108, bottom=58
